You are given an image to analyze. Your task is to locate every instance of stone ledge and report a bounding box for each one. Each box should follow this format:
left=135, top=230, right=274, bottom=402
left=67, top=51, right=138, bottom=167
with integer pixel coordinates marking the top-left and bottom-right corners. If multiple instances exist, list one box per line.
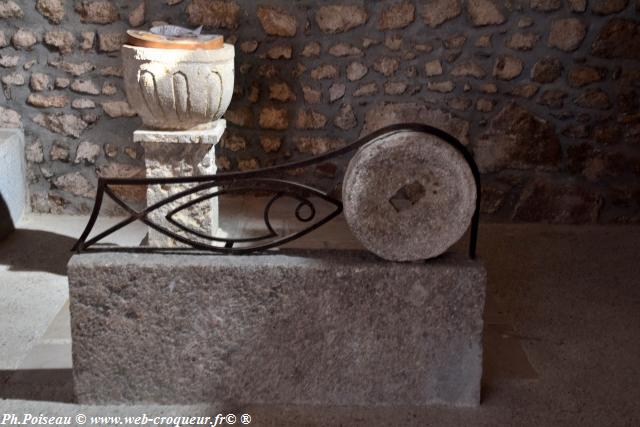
left=133, top=119, right=226, bottom=144
left=68, top=250, right=486, bottom=407
left=0, top=128, right=26, bottom=239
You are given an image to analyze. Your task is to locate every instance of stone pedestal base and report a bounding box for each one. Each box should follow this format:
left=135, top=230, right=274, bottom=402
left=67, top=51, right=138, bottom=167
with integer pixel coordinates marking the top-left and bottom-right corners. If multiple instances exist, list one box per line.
left=134, top=120, right=225, bottom=247
left=68, top=250, right=486, bottom=407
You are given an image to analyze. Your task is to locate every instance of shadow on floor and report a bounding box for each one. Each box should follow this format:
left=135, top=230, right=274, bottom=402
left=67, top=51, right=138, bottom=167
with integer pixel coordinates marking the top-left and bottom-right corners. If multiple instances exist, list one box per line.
left=0, top=369, right=75, bottom=403
left=0, top=229, right=77, bottom=276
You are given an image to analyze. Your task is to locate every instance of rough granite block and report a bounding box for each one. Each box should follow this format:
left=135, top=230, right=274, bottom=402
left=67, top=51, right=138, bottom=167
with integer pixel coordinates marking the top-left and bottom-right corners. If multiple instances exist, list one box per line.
left=68, top=250, right=486, bottom=407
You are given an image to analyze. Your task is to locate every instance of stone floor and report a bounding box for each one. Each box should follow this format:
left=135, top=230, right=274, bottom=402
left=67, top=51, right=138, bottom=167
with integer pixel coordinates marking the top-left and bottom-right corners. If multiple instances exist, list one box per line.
left=0, top=197, right=639, bottom=426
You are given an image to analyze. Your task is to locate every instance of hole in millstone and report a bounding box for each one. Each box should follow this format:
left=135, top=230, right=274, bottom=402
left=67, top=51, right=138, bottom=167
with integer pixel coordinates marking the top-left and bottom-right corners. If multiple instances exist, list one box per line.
left=389, top=180, right=426, bottom=213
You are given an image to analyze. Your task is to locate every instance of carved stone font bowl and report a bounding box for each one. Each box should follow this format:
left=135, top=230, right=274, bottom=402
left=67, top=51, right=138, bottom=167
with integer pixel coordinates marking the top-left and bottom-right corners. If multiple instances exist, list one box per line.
left=121, top=44, right=234, bottom=130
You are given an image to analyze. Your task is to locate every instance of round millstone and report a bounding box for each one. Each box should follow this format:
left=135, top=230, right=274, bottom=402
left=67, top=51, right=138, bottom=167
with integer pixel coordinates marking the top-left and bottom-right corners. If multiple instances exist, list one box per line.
left=342, top=130, right=477, bottom=261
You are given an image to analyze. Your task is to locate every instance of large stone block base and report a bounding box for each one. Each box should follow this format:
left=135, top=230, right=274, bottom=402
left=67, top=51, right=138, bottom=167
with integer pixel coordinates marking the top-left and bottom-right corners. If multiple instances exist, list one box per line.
left=68, top=251, right=486, bottom=407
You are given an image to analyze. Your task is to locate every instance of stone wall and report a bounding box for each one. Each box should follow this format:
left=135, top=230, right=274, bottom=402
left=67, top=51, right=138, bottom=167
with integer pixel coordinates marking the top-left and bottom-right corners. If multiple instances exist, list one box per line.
left=0, top=0, right=639, bottom=223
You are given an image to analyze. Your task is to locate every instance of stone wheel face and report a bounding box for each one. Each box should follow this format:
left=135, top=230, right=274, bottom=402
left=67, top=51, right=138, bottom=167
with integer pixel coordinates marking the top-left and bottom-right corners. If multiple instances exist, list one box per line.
left=342, top=130, right=477, bottom=261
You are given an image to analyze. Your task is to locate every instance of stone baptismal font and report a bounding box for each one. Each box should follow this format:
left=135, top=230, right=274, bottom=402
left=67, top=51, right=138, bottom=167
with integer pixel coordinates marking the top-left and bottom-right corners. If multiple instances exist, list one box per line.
left=122, top=26, right=234, bottom=246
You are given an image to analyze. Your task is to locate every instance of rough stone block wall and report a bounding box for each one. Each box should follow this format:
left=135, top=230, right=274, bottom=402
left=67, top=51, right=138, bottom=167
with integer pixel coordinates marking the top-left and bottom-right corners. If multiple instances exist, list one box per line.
left=0, top=0, right=639, bottom=223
